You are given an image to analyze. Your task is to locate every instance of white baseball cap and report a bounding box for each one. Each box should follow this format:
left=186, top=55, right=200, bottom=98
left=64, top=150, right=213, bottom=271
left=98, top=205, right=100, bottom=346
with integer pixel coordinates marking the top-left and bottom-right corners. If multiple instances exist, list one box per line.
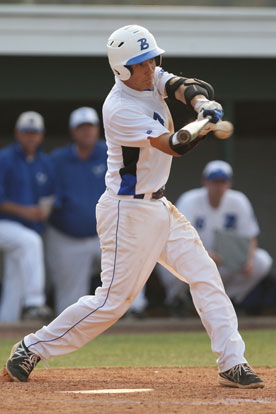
left=69, top=107, right=99, bottom=129
left=15, top=111, right=45, bottom=133
left=202, top=160, right=233, bottom=181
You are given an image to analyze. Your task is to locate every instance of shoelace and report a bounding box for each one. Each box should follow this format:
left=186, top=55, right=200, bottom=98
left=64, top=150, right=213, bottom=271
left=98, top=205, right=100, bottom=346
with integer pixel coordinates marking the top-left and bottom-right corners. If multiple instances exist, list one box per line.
left=227, top=364, right=254, bottom=379
left=12, top=343, right=40, bottom=375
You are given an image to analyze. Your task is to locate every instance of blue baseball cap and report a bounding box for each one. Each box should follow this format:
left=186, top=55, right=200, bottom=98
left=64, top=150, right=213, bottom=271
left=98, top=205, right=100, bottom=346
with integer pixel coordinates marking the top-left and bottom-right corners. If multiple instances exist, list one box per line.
left=203, top=160, right=233, bottom=181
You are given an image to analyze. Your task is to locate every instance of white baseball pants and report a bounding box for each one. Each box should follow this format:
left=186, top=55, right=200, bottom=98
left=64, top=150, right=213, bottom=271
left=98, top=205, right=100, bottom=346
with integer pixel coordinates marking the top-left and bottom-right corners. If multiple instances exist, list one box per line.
left=24, top=191, right=247, bottom=372
left=0, top=220, right=46, bottom=322
left=45, top=226, right=102, bottom=315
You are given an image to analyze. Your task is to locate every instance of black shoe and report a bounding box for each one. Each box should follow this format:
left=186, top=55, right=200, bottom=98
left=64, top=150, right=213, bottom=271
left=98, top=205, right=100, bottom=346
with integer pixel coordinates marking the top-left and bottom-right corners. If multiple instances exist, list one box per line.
left=4, top=340, right=40, bottom=382
left=219, top=363, right=264, bottom=389
left=22, top=305, right=53, bottom=321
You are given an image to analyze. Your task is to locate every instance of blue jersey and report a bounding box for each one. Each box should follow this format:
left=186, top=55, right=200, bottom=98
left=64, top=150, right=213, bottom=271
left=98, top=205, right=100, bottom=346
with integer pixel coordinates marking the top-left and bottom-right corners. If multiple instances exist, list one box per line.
left=49, top=141, right=107, bottom=238
left=0, top=142, right=55, bottom=233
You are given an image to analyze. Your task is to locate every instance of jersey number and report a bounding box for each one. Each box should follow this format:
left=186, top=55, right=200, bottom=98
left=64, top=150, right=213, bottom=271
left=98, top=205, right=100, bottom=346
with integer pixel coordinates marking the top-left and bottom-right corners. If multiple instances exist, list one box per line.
left=224, top=214, right=237, bottom=229
left=153, top=112, right=164, bottom=126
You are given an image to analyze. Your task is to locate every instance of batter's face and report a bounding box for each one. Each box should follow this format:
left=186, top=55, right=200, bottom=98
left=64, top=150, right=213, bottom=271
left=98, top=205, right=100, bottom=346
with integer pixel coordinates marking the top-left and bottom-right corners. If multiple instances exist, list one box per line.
left=71, top=123, right=99, bottom=150
left=15, top=130, right=44, bottom=157
left=124, top=58, right=156, bottom=91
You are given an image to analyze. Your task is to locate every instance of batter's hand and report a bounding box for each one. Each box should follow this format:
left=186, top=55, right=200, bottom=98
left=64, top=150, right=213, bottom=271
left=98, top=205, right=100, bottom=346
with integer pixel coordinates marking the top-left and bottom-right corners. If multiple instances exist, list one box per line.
left=196, top=100, right=223, bottom=124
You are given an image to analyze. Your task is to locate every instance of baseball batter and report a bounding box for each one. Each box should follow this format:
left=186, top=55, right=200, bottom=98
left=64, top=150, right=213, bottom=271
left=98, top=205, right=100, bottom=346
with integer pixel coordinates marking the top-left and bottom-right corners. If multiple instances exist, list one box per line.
left=4, top=25, right=264, bottom=389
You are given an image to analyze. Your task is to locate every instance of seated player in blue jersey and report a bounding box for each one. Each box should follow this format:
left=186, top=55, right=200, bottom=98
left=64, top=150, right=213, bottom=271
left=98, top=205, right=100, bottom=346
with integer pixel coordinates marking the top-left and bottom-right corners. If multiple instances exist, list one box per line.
left=45, top=107, right=107, bottom=315
left=0, top=111, right=55, bottom=322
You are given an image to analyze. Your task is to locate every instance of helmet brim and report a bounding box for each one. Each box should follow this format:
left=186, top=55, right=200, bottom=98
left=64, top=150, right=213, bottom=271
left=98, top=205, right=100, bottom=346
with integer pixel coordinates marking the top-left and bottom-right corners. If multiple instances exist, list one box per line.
left=126, top=47, right=165, bottom=65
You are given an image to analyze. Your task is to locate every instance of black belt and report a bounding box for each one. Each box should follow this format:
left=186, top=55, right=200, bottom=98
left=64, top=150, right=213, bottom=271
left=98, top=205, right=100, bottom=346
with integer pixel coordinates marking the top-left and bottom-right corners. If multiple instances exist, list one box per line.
left=133, top=186, right=165, bottom=200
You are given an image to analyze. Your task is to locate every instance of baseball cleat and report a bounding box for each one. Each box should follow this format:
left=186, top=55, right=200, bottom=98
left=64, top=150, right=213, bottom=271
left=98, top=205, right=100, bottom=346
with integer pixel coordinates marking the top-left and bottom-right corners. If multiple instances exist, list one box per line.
left=219, top=363, right=264, bottom=389
left=4, top=340, right=40, bottom=382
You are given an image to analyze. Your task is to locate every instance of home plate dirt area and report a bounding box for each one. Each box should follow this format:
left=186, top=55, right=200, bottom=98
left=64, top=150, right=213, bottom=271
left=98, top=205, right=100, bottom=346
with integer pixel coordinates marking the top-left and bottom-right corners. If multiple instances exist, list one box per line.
left=1, top=366, right=276, bottom=414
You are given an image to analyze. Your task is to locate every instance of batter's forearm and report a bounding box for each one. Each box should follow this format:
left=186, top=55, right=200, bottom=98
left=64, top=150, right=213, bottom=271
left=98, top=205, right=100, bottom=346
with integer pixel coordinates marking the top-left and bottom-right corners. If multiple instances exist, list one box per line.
left=149, top=133, right=181, bottom=156
left=149, top=123, right=206, bottom=157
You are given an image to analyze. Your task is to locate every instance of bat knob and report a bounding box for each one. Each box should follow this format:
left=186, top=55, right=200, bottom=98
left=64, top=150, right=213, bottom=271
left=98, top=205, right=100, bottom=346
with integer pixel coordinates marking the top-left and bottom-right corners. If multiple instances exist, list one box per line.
left=177, top=129, right=192, bottom=145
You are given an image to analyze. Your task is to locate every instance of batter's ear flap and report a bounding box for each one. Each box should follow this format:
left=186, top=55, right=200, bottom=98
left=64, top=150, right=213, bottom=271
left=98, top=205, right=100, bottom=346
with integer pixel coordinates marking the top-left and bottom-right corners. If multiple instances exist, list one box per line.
left=112, top=65, right=132, bottom=80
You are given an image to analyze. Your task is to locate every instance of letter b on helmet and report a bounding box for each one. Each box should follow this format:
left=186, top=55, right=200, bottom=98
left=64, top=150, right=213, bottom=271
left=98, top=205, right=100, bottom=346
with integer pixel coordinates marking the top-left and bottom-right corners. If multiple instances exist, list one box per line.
left=137, top=38, right=149, bottom=51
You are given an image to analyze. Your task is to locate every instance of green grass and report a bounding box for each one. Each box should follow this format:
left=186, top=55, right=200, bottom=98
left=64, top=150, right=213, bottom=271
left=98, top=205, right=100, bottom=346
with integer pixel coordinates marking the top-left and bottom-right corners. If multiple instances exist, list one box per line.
left=0, top=330, right=275, bottom=369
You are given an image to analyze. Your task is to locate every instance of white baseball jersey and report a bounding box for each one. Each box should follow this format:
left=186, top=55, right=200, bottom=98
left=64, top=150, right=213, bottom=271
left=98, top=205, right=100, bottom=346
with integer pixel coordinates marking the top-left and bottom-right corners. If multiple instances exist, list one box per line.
left=176, top=187, right=260, bottom=250
left=103, top=67, right=174, bottom=195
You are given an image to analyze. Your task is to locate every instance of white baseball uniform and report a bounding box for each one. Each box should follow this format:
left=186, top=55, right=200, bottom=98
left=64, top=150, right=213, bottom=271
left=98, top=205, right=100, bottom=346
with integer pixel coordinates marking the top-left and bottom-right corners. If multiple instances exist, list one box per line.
left=23, top=67, right=247, bottom=372
left=175, top=187, right=273, bottom=303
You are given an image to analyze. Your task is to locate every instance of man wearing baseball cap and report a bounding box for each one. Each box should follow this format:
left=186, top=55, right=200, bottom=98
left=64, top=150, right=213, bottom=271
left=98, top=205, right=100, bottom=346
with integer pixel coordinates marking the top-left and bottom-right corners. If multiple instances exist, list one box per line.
left=202, top=159, right=233, bottom=180
left=0, top=111, right=55, bottom=322
left=44, top=107, right=108, bottom=315
left=159, top=160, right=273, bottom=317
left=69, top=106, right=99, bottom=129
left=15, top=111, right=45, bottom=133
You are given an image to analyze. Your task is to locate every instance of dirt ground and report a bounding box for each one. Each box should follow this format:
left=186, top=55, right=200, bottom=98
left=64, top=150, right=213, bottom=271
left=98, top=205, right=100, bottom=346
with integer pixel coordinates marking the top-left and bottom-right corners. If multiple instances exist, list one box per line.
left=1, top=366, right=276, bottom=414
left=1, top=318, right=276, bottom=413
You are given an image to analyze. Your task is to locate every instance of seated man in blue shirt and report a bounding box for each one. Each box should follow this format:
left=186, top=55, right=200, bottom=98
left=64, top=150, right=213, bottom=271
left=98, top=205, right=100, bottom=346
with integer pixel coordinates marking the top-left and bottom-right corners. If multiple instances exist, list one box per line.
left=46, top=107, right=108, bottom=315
left=0, top=111, right=55, bottom=322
